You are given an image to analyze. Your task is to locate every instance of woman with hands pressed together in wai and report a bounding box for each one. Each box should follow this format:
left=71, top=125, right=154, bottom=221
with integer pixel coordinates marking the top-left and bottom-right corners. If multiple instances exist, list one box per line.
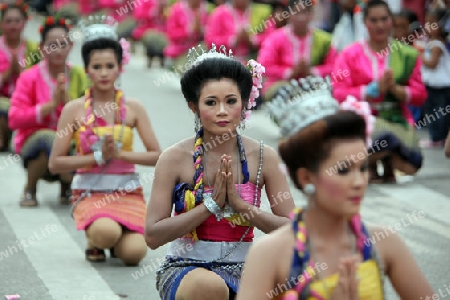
left=332, top=0, right=427, bottom=184
left=237, top=77, right=434, bottom=300
left=48, top=16, right=161, bottom=265
left=8, top=15, right=87, bottom=207
left=0, top=2, right=40, bottom=151
left=145, top=44, right=295, bottom=300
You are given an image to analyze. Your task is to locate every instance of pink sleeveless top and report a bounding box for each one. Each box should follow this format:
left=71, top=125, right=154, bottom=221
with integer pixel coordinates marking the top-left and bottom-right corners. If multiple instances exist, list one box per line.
left=196, top=182, right=262, bottom=242
left=73, top=89, right=135, bottom=174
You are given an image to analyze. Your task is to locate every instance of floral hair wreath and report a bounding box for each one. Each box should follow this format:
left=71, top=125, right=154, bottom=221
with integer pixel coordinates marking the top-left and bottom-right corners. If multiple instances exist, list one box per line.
left=39, top=16, right=73, bottom=33
left=244, top=59, right=265, bottom=120
left=0, top=1, right=30, bottom=20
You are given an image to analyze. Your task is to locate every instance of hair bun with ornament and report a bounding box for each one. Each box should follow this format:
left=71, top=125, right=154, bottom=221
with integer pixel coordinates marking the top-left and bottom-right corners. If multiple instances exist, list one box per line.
left=0, top=1, right=30, bottom=19
left=267, top=75, right=374, bottom=146
left=78, top=15, right=130, bottom=69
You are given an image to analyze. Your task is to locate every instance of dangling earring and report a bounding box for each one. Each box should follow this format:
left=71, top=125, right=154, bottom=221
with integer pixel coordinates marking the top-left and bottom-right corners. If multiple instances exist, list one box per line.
left=115, top=75, right=122, bottom=89
left=304, top=183, right=316, bottom=195
left=194, top=115, right=201, bottom=132
left=304, top=183, right=316, bottom=209
left=239, top=110, right=246, bottom=131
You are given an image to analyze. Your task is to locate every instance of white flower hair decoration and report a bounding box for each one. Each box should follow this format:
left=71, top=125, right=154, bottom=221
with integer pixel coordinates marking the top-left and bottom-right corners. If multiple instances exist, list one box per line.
left=78, top=15, right=131, bottom=72
left=339, top=95, right=375, bottom=146
left=245, top=59, right=265, bottom=120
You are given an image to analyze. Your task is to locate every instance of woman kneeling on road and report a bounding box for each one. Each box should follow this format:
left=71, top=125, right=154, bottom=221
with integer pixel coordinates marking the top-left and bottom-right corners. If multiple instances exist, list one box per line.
left=145, top=44, right=295, bottom=300
left=8, top=15, right=87, bottom=207
left=49, top=16, right=161, bottom=266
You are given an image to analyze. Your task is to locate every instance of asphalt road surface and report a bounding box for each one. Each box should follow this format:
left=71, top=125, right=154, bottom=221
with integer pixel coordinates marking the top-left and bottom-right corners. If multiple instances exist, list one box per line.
left=0, top=14, right=449, bottom=300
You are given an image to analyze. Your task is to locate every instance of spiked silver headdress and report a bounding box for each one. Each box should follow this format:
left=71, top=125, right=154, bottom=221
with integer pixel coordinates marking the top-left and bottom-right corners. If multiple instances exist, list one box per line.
left=267, top=76, right=340, bottom=137
left=78, top=15, right=118, bottom=44
left=187, top=44, right=233, bottom=67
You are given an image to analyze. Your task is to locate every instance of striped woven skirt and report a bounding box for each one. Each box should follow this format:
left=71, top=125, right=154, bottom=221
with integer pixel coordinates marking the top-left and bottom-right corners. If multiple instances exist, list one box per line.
left=155, top=256, right=243, bottom=300
left=0, top=97, right=10, bottom=118
left=71, top=187, right=146, bottom=234
left=370, top=117, right=423, bottom=169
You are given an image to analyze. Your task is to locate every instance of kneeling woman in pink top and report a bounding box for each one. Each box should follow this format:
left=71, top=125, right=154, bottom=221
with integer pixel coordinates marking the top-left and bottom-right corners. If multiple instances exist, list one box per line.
left=49, top=16, right=162, bottom=265
left=8, top=16, right=87, bottom=207
left=145, top=45, right=295, bottom=300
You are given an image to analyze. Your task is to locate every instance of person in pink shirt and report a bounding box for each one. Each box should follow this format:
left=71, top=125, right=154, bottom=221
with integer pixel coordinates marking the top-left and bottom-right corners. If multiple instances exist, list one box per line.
left=252, top=0, right=289, bottom=50
left=257, top=0, right=338, bottom=103
left=0, top=2, right=40, bottom=152
left=164, top=0, right=209, bottom=73
left=204, top=0, right=272, bottom=63
left=332, top=0, right=427, bottom=183
left=131, top=0, right=168, bottom=68
left=8, top=16, right=88, bottom=207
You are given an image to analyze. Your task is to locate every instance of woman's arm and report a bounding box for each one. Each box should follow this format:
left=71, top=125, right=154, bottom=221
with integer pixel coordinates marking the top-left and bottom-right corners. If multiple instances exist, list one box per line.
left=230, top=146, right=295, bottom=233
left=389, top=56, right=427, bottom=106
left=145, top=148, right=214, bottom=250
left=371, top=227, right=435, bottom=299
left=116, top=99, right=161, bottom=166
left=237, top=226, right=291, bottom=300
left=48, top=100, right=96, bottom=174
left=8, top=71, right=58, bottom=130
left=421, top=42, right=443, bottom=69
left=445, top=130, right=450, bottom=158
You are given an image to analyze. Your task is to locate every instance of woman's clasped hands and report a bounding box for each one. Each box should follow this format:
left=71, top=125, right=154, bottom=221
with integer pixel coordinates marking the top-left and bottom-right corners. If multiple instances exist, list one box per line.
left=100, top=133, right=120, bottom=162
left=210, top=154, right=245, bottom=213
left=329, top=255, right=360, bottom=300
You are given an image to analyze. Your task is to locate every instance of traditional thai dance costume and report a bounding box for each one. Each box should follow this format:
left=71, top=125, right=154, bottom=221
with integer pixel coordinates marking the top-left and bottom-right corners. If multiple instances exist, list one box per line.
left=163, top=0, right=209, bottom=72
left=332, top=40, right=427, bottom=170
left=8, top=61, right=87, bottom=179
left=131, top=0, right=168, bottom=59
left=156, top=129, right=264, bottom=300
left=70, top=89, right=147, bottom=237
left=257, top=25, right=337, bottom=102
left=0, top=36, right=40, bottom=143
left=204, top=3, right=272, bottom=63
left=274, top=208, right=384, bottom=299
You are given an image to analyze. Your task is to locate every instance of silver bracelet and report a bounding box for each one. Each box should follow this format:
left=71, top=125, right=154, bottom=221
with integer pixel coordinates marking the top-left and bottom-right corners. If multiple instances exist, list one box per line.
left=203, top=193, right=223, bottom=221
left=94, top=150, right=105, bottom=165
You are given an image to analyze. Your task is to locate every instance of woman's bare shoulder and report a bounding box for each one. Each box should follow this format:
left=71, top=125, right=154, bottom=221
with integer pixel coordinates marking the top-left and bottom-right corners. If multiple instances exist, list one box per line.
left=241, top=136, right=279, bottom=159
left=251, top=222, right=294, bottom=254
left=158, top=137, right=196, bottom=165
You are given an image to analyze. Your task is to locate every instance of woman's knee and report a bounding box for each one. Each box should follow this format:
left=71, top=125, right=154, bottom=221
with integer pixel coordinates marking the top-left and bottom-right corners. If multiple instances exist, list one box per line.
left=176, top=269, right=229, bottom=300
left=391, top=154, right=419, bottom=175
left=114, top=232, right=147, bottom=266
left=86, top=218, right=122, bottom=249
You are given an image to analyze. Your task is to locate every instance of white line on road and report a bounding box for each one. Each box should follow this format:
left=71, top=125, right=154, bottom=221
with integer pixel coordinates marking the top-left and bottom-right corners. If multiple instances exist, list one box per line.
left=1, top=204, right=120, bottom=300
